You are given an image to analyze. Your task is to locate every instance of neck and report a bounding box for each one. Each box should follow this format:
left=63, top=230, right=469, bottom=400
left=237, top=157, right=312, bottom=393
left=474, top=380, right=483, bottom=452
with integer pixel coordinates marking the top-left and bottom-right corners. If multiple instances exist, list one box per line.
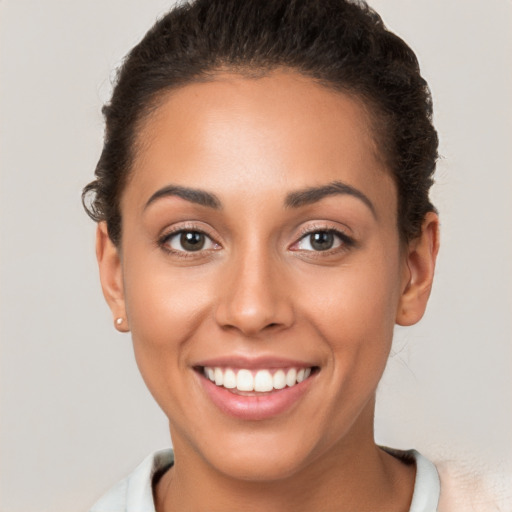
left=155, top=402, right=415, bottom=512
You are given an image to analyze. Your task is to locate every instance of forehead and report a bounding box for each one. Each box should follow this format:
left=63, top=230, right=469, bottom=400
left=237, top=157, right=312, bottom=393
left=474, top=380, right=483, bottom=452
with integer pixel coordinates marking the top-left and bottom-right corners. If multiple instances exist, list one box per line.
left=124, top=71, right=396, bottom=217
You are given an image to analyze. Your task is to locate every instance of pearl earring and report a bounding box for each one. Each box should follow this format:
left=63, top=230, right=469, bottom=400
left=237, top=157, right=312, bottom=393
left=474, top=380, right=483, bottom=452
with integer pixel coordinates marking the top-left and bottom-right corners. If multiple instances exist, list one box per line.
left=115, top=317, right=123, bottom=326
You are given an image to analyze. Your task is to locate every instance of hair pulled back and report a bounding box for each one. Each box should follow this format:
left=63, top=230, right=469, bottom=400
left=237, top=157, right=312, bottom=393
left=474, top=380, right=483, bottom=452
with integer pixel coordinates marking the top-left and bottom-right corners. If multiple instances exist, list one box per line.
left=83, top=0, right=438, bottom=245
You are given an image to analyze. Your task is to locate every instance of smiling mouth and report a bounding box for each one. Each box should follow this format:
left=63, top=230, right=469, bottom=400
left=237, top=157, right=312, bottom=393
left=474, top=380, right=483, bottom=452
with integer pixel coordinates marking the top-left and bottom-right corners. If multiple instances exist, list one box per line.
left=199, top=366, right=317, bottom=394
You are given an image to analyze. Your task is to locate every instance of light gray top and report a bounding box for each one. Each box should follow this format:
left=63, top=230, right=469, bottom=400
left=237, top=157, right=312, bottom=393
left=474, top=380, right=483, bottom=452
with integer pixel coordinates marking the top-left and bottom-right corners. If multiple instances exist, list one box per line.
left=90, top=448, right=440, bottom=512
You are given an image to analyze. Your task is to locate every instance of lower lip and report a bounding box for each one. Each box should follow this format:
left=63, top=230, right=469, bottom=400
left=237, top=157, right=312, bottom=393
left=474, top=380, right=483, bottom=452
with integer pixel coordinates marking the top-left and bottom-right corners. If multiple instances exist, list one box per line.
left=198, top=371, right=315, bottom=421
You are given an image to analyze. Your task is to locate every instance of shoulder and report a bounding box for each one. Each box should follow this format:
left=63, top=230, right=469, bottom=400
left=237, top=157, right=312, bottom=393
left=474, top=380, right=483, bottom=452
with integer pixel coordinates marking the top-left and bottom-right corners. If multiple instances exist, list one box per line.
left=436, top=459, right=512, bottom=512
left=385, top=448, right=512, bottom=511
left=89, top=477, right=129, bottom=512
left=89, top=449, right=174, bottom=512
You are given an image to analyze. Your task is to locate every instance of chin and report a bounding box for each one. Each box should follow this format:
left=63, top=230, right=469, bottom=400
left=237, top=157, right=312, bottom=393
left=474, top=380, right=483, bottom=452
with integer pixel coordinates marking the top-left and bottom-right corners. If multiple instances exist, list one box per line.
left=208, top=444, right=314, bottom=482
left=180, top=418, right=339, bottom=483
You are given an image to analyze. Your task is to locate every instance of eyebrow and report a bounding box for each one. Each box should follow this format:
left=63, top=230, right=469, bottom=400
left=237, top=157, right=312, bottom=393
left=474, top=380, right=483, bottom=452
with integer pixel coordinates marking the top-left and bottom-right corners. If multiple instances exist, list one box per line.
left=285, top=181, right=376, bottom=217
left=144, top=185, right=222, bottom=210
left=144, top=180, right=376, bottom=217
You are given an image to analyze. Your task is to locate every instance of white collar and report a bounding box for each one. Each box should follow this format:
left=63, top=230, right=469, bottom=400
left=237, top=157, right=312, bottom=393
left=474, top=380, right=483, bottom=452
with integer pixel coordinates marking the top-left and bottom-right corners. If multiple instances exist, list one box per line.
left=90, top=447, right=440, bottom=512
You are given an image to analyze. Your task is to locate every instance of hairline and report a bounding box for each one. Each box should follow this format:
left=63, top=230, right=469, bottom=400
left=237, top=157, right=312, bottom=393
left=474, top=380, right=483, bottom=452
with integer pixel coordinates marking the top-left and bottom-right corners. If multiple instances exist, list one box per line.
left=116, top=65, right=402, bottom=245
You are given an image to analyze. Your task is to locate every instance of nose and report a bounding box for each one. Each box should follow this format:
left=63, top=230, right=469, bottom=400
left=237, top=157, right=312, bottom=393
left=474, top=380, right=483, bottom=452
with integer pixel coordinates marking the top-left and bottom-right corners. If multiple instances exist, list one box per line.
left=214, top=247, right=295, bottom=337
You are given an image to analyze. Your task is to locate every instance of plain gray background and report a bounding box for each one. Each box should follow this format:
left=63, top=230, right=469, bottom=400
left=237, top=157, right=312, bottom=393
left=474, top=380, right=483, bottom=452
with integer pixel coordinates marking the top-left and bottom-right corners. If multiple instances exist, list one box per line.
left=1, top=1, right=511, bottom=510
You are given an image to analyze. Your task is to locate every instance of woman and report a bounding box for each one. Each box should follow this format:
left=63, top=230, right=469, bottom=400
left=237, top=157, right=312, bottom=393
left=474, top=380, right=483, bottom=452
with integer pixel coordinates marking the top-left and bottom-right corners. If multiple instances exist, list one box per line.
left=83, top=0, right=441, bottom=510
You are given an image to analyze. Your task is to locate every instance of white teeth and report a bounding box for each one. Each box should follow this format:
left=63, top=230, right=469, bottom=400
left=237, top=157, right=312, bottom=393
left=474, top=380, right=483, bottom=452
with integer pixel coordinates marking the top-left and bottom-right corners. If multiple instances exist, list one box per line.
left=223, top=369, right=237, bottom=389
left=285, top=368, right=297, bottom=387
left=273, top=370, right=286, bottom=390
left=214, top=367, right=224, bottom=386
left=254, top=370, right=273, bottom=392
left=237, top=369, right=254, bottom=391
left=203, top=366, right=313, bottom=392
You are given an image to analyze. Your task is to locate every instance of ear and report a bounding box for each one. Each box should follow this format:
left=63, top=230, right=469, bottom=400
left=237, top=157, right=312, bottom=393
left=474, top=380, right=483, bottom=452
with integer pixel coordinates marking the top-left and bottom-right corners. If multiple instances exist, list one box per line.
left=96, top=222, right=130, bottom=332
left=396, top=212, right=440, bottom=326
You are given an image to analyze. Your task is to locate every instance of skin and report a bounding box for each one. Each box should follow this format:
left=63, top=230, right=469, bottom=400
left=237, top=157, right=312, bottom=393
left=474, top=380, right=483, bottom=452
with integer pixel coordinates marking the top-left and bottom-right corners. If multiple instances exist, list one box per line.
left=97, top=71, right=439, bottom=511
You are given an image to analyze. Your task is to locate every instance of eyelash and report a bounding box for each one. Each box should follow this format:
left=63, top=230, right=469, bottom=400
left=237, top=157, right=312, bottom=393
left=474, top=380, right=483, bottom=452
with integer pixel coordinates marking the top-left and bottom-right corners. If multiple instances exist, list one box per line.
left=157, top=224, right=220, bottom=259
left=157, top=223, right=355, bottom=258
left=292, top=225, right=355, bottom=254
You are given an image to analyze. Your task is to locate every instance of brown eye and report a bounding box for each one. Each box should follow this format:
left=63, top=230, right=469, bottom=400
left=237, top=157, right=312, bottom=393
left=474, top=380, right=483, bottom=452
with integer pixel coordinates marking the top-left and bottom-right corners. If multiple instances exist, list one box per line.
left=180, top=231, right=205, bottom=251
left=298, top=231, right=339, bottom=251
left=293, top=229, right=353, bottom=253
left=163, top=230, right=218, bottom=253
left=309, top=231, right=335, bottom=251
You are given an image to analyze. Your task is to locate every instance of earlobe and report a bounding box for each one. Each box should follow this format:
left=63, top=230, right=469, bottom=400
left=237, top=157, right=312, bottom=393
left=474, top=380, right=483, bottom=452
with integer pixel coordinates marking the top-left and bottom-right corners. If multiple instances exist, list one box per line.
left=96, top=222, right=130, bottom=332
left=396, top=212, right=440, bottom=326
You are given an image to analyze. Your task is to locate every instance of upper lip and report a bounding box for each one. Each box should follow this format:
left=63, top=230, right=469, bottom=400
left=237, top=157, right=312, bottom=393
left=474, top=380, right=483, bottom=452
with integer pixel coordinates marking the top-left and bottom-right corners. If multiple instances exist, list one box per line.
left=194, top=355, right=317, bottom=370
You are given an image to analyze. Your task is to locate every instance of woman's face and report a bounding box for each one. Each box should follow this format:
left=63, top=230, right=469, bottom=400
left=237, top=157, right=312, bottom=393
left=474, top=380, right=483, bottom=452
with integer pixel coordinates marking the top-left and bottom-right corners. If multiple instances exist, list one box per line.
left=99, top=71, right=433, bottom=480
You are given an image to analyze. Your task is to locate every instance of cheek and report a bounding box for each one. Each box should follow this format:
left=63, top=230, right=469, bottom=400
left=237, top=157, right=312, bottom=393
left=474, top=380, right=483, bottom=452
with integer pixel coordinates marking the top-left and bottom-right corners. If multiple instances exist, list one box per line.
left=120, top=252, right=218, bottom=401
left=123, top=268, right=224, bottom=429
left=125, top=263, right=215, bottom=342
left=298, top=249, right=403, bottom=378
left=293, top=258, right=402, bottom=436
left=303, top=252, right=401, bottom=335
